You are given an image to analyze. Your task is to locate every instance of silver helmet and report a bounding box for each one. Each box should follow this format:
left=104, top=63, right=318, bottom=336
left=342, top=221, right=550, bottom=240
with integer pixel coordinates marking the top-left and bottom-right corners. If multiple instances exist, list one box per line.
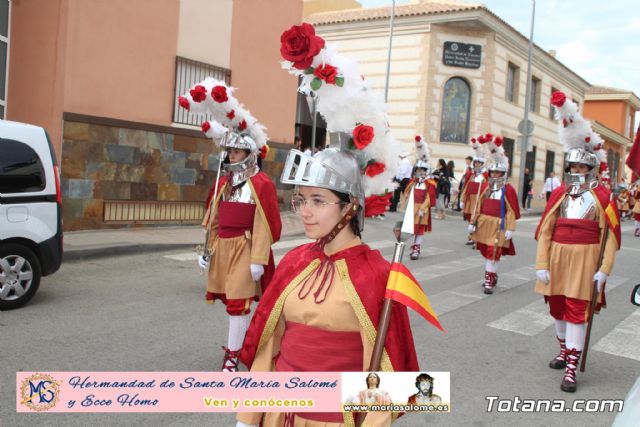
left=414, top=160, right=431, bottom=181
left=472, top=157, right=485, bottom=173
left=564, top=148, right=598, bottom=195
left=221, top=132, right=259, bottom=186
left=281, top=148, right=365, bottom=231
left=487, top=161, right=508, bottom=190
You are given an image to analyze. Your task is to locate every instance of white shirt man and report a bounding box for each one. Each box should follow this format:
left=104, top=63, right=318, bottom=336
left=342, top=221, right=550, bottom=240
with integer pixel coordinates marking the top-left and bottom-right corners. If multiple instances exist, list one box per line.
left=543, top=173, right=561, bottom=202
left=396, top=155, right=413, bottom=181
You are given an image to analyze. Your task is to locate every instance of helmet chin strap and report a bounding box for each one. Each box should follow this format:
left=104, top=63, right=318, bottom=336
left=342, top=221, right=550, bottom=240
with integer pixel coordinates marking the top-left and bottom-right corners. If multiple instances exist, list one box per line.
left=317, top=201, right=359, bottom=249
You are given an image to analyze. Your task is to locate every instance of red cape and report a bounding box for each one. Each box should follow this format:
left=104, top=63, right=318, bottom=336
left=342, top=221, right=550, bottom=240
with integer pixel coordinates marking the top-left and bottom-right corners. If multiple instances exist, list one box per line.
left=206, top=171, right=282, bottom=291
left=240, top=243, right=420, bottom=372
left=535, top=184, right=620, bottom=247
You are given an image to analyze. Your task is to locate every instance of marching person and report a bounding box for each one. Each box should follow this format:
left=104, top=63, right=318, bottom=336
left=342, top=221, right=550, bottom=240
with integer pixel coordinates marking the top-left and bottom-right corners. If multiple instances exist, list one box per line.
left=237, top=22, right=420, bottom=426
left=468, top=135, right=520, bottom=294
left=179, top=78, right=282, bottom=372
left=461, top=139, right=488, bottom=246
left=535, top=91, right=621, bottom=393
left=403, top=136, right=437, bottom=260
left=632, top=181, right=640, bottom=237
left=616, top=185, right=630, bottom=221
left=236, top=147, right=419, bottom=427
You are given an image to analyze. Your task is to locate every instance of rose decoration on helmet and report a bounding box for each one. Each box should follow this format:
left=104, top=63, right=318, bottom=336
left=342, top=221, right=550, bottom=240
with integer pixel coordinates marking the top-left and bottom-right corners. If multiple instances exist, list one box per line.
left=280, top=23, right=325, bottom=70
left=178, top=78, right=268, bottom=152
left=279, top=22, right=402, bottom=216
left=211, top=85, right=229, bottom=103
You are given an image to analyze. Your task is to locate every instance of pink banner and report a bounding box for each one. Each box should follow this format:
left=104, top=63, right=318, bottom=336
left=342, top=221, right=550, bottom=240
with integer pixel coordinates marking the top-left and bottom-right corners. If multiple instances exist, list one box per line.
left=16, top=372, right=342, bottom=413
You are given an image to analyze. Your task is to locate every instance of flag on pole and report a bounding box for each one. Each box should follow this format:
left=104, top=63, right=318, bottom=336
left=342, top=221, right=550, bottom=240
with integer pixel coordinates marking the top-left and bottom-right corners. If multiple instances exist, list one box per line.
left=604, top=200, right=621, bottom=249
left=627, top=124, right=640, bottom=182
left=385, top=262, right=445, bottom=332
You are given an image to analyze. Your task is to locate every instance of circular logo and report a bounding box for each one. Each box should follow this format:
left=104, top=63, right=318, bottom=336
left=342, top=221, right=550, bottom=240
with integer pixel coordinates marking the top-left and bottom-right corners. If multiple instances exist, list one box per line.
left=451, top=43, right=459, bottom=52
left=20, top=373, right=60, bottom=411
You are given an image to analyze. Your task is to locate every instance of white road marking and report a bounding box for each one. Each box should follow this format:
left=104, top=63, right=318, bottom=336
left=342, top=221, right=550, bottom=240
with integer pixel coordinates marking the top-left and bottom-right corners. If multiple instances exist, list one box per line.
left=593, top=309, right=640, bottom=362
left=486, top=276, right=628, bottom=336
left=430, top=265, right=536, bottom=316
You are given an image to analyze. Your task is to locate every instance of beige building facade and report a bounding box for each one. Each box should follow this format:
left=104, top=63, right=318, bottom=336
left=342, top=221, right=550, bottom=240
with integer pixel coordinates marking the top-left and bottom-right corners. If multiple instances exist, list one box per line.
left=307, top=1, right=630, bottom=207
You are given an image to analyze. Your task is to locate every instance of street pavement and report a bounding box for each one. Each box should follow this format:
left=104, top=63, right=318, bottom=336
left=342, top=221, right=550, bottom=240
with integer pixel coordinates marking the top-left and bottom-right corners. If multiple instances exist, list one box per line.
left=2, top=209, right=639, bottom=426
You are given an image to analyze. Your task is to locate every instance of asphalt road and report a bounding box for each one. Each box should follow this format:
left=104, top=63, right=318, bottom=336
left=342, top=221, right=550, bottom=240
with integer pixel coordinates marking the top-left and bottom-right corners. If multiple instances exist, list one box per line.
left=2, top=210, right=639, bottom=426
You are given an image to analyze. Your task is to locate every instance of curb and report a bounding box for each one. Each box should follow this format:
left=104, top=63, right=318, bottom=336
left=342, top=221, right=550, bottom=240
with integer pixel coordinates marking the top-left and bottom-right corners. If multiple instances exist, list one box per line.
left=63, top=243, right=198, bottom=262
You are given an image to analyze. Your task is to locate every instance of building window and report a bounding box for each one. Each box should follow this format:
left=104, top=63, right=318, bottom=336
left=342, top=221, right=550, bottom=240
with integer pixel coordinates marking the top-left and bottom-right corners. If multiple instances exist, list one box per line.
left=530, top=76, right=540, bottom=112
left=505, top=62, right=519, bottom=103
left=440, top=77, right=471, bottom=144
left=503, top=137, right=514, bottom=177
left=0, top=0, right=9, bottom=119
left=525, top=145, right=537, bottom=179
left=545, top=150, right=555, bottom=179
left=613, top=151, right=620, bottom=183
left=173, top=56, right=231, bottom=126
left=549, top=86, right=559, bottom=120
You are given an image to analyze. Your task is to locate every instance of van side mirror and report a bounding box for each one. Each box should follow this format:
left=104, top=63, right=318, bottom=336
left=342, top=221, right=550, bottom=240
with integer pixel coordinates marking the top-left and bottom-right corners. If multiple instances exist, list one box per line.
left=632, top=285, right=640, bottom=307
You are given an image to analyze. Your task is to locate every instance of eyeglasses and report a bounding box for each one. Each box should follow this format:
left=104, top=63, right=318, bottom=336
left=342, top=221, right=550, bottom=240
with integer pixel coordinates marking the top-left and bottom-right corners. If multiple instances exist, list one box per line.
left=291, top=195, right=347, bottom=212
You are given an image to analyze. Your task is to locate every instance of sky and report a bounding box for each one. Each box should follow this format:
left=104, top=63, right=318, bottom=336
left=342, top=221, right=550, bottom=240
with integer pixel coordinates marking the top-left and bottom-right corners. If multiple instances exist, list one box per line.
left=358, top=0, right=640, bottom=99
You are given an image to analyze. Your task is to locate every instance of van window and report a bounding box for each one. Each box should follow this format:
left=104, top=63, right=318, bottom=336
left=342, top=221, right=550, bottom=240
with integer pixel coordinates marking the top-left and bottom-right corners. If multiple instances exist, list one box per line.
left=0, top=138, right=46, bottom=193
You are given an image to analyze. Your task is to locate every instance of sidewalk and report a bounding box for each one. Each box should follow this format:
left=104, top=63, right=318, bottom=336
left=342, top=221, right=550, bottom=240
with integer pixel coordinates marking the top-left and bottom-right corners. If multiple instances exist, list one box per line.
left=63, top=211, right=305, bottom=262
left=63, top=208, right=543, bottom=261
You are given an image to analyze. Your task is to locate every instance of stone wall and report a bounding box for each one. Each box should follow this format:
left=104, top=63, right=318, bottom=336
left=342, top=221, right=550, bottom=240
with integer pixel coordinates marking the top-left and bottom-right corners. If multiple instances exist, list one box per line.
left=60, top=117, right=294, bottom=231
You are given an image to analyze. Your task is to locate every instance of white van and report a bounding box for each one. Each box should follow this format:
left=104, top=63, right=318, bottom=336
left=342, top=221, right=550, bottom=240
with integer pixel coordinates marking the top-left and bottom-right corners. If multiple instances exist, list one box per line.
left=0, top=120, right=63, bottom=310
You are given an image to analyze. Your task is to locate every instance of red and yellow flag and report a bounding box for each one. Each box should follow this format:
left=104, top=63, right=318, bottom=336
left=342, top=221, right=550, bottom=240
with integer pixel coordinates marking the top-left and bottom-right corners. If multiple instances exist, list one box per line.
left=604, top=201, right=621, bottom=249
left=385, top=262, right=445, bottom=332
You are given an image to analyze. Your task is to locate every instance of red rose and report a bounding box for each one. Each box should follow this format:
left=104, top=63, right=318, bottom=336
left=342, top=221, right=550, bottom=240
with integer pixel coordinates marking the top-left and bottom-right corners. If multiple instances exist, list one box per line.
left=226, top=110, right=235, bottom=120
left=201, top=121, right=211, bottom=133
left=280, top=23, right=325, bottom=70
left=238, top=119, right=247, bottom=131
left=599, top=162, right=608, bottom=173
left=313, top=63, right=339, bottom=84
left=190, top=85, right=207, bottom=103
left=259, top=145, right=269, bottom=159
left=365, top=161, right=386, bottom=177
left=551, top=91, right=566, bottom=107
left=485, top=133, right=493, bottom=141
left=178, top=96, right=190, bottom=111
left=470, top=137, right=476, bottom=143
left=353, top=124, right=375, bottom=150
left=364, top=193, right=392, bottom=217
left=211, top=85, right=228, bottom=103
left=415, top=135, right=422, bottom=142
left=494, top=136, right=503, bottom=146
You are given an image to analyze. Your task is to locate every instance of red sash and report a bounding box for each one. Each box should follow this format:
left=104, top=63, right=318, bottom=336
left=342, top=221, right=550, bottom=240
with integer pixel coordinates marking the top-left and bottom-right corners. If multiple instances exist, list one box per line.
left=466, top=182, right=480, bottom=195
left=276, top=321, right=362, bottom=423
left=217, top=201, right=256, bottom=238
left=480, top=198, right=501, bottom=217
left=414, top=188, right=427, bottom=204
left=551, top=218, right=600, bottom=244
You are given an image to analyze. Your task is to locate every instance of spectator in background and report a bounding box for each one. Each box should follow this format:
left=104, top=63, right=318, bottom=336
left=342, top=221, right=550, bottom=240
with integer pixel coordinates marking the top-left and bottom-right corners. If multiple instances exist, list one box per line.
left=522, top=167, right=532, bottom=209
left=433, top=158, right=450, bottom=219
left=446, top=160, right=455, bottom=208
left=526, top=180, right=534, bottom=210
left=294, top=135, right=302, bottom=150
left=543, top=171, right=561, bottom=202
left=390, top=152, right=413, bottom=212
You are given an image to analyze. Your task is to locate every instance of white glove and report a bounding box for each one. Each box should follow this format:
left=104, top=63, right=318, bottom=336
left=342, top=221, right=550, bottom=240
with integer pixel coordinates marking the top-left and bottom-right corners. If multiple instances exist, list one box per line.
left=250, top=264, right=264, bottom=282
left=504, top=230, right=513, bottom=240
left=593, top=271, right=607, bottom=293
left=236, top=422, right=259, bottom=427
left=418, top=209, right=425, bottom=217
left=536, top=269, right=550, bottom=284
left=198, top=255, right=210, bottom=270
left=468, top=224, right=476, bottom=233
left=460, top=202, right=464, bottom=210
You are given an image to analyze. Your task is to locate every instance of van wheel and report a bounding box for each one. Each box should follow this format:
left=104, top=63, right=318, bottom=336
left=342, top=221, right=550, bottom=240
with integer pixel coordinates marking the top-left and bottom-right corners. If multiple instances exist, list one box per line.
left=0, top=244, right=42, bottom=310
